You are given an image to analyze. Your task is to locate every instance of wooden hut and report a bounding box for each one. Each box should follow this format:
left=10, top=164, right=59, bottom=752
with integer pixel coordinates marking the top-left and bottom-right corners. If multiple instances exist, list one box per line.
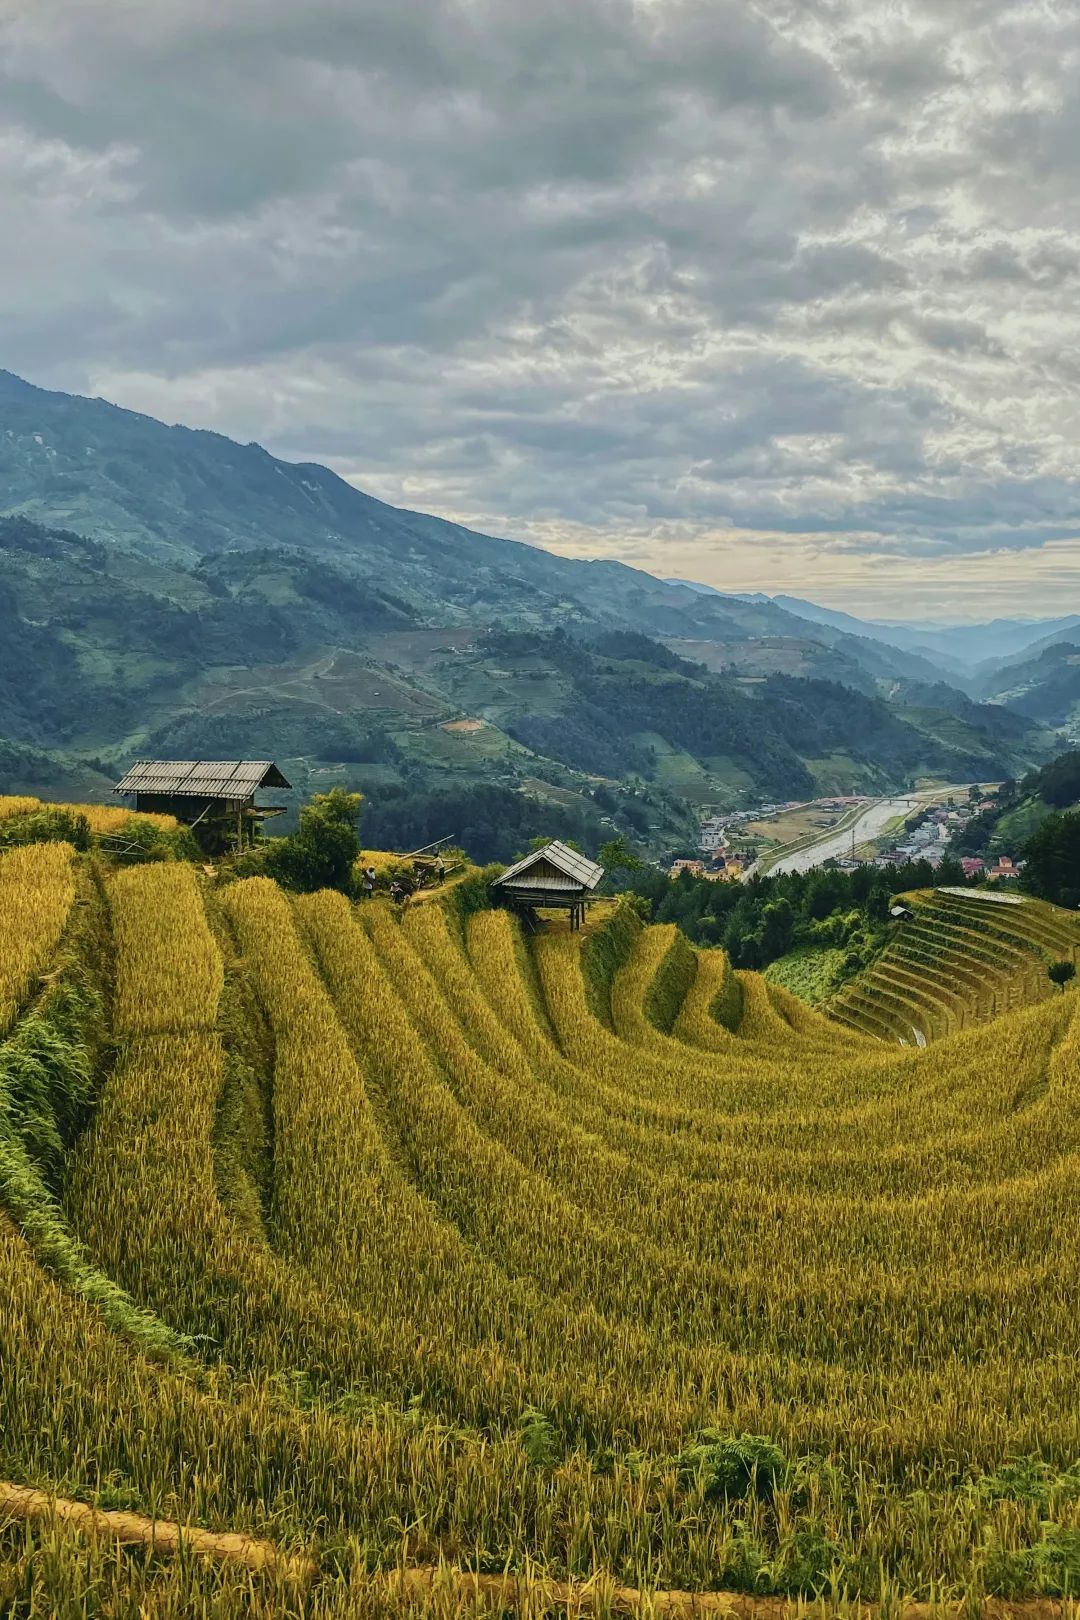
left=113, top=760, right=291, bottom=849
left=491, top=840, right=604, bottom=931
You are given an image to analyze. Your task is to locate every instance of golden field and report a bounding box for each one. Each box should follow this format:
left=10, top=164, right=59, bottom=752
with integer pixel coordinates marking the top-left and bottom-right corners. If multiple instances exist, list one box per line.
left=1, top=837, right=1080, bottom=1616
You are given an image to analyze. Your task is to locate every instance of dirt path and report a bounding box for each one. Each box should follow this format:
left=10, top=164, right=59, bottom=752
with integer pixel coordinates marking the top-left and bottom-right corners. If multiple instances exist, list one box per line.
left=0, top=1483, right=316, bottom=1585
left=3, top=1481, right=1078, bottom=1617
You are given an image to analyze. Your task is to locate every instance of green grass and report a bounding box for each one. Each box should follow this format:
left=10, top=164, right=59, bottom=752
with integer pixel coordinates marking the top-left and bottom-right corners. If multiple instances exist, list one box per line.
left=994, top=797, right=1056, bottom=851
left=765, top=945, right=849, bottom=1005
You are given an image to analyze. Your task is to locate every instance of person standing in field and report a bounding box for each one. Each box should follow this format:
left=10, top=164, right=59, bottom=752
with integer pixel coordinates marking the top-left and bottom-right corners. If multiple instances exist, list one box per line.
left=362, top=865, right=376, bottom=898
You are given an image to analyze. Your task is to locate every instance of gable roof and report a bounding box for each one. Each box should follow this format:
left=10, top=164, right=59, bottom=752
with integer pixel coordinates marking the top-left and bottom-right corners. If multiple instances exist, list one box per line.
left=492, top=839, right=604, bottom=892
left=113, top=760, right=292, bottom=798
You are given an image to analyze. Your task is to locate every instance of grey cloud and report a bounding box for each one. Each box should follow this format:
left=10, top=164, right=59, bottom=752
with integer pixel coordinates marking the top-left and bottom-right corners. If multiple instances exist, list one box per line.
left=2, top=0, right=1080, bottom=614
left=907, top=314, right=1006, bottom=357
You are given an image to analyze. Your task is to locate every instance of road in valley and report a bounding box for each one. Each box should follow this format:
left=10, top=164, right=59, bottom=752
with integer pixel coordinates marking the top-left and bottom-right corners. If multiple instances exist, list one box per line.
left=767, top=794, right=920, bottom=876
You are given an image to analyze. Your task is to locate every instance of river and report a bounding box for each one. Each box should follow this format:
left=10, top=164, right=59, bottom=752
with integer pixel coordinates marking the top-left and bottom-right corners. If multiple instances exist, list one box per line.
left=768, top=794, right=920, bottom=876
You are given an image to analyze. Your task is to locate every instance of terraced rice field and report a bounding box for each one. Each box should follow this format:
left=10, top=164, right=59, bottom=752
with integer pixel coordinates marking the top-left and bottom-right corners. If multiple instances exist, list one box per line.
left=2, top=844, right=1080, bottom=1614
left=828, top=889, right=1080, bottom=1044
left=0, top=793, right=179, bottom=834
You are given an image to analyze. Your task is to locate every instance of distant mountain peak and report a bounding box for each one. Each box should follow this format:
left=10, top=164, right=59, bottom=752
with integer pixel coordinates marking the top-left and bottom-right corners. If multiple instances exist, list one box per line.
left=0, top=368, right=46, bottom=400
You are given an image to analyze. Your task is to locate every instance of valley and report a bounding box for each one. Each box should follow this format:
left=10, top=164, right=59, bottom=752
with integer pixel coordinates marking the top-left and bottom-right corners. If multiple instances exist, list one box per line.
left=0, top=371, right=1063, bottom=864
left=765, top=792, right=921, bottom=875
left=6, top=3, right=1080, bottom=1610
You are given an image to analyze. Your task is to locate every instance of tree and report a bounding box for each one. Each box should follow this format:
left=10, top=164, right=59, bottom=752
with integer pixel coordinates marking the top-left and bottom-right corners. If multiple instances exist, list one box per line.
left=760, top=897, right=795, bottom=959
left=265, top=788, right=363, bottom=893
left=526, top=834, right=582, bottom=854
left=1048, top=960, right=1077, bottom=993
left=1023, top=811, right=1080, bottom=909
left=866, top=886, right=892, bottom=924
left=599, top=835, right=645, bottom=878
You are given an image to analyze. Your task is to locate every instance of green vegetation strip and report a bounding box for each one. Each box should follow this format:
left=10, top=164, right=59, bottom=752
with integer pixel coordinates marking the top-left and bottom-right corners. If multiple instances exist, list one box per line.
left=0, top=871, right=188, bottom=1358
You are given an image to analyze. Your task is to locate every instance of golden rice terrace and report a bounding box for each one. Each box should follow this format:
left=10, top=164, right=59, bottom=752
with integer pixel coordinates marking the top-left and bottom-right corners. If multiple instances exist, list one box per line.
left=2, top=808, right=1080, bottom=1616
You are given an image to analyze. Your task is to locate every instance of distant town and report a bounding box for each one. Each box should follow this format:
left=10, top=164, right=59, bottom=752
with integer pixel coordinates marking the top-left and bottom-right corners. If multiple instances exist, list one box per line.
left=670, top=784, right=1021, bottom=886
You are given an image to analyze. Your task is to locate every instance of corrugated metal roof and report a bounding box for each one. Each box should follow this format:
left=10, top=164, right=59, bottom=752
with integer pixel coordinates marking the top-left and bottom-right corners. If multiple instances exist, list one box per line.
left=493, top=840, right=604, bottom=892
left=113, top=761, right=292, bottom=797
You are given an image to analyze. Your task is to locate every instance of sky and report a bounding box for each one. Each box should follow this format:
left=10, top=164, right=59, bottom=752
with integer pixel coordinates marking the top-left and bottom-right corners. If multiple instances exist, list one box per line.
left=2, top=0, right=1080, bottom=622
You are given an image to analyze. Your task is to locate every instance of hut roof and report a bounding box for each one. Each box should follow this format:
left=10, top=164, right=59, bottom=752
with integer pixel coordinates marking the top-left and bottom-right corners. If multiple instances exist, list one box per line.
left=113, top=760, right=292, bottom=798
left=493, top=840, right=604, bottom=894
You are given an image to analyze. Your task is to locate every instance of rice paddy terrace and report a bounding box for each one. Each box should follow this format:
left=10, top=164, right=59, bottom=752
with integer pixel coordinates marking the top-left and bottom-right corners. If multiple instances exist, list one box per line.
left=828, top=889, right=1080, bottom=1046
left=2, top=823, right=1080, bottom=1615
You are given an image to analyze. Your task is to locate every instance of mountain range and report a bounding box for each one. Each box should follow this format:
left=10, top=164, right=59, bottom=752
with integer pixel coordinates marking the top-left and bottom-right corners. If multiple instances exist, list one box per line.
left=0, top=367, right=1068, bottom=856
left=669, top=579, right=1080, bottom=676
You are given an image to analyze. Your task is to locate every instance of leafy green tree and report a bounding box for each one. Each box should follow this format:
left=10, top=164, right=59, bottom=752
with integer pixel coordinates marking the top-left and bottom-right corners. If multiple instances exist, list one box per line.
left=599, top=835, right=645, bottom=877
left=866, top=887, right=892, bottom=924
left=1048, top=960, right=1077, bottom=993
left=265, top=788, right=363, bottom=893
left=760, top=898, right=795, bottom=959
left=1023, top=811, right=1080, bottom=909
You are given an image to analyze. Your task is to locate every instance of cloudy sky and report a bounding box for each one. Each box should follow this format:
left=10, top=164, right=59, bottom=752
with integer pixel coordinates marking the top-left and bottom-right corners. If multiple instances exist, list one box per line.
left=3, top=0, right=1080, bottom=620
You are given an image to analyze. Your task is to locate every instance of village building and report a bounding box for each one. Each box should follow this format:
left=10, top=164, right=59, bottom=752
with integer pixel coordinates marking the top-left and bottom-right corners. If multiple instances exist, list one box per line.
left=670, top=858, right=706, bottom=879
left=113, top=759, right=291, bottom=850
left=490, top=840, right=604, bottom=931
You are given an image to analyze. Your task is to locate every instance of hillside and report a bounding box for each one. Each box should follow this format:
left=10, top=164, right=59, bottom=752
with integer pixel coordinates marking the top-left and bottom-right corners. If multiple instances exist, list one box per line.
left=828, top=888, right=1080, bottom=1043
left=3, top=824, right=1080, bottom=1608
left=0, top=502, right=1047, bottom=855
left=951, top=751, right=1080, bottom=857
left=0, top=370, right=1053, bottom=845
left=977, top=640, right=1080, bottom=732
left=675, top=580, right=1080, bottom=676
left=775, top=597, right=1080, bottom=675
left=0, top=368, right=940, bottom=672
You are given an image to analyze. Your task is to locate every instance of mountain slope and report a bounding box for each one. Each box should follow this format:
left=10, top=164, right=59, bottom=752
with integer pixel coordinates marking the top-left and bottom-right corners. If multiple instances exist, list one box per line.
left=0, top=368, right=959, bottom=685
left=977, top=641, right=1080, bottom=731
left=0, top=371, right=1054, bottom=841
left=950, top=750, right=1080, bottom=857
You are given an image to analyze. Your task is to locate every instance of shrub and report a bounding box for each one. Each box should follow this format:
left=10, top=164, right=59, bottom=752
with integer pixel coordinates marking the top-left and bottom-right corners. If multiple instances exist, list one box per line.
left=519, top=1406, right=560, bottom=1469
left=264, top=789, right=363, bottom=894
left=1049, top=959, right=1077, bottom=992
left=675, top=1432, right=788, bottom=1503
left=103, top=817, right=198, bottom=865
left=0, top=808, right=90, bottom=852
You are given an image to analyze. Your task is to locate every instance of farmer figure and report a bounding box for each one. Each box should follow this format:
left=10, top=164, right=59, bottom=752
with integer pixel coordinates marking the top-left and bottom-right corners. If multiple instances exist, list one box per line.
left=362, top=865, right=376, bottom=898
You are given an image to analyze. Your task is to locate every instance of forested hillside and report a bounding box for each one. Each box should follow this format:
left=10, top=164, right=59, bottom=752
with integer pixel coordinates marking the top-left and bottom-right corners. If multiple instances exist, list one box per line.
left=0, top=372, right=1055, bottom=846
left=952, top=751, right=1080, bottom=858
left=978, top=640, right=1080, bottom=730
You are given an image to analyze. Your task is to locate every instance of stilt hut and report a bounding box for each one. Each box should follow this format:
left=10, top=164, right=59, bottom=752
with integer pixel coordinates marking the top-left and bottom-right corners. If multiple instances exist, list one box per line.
left=112, top=760, right=291, bottom=850
left=491, top=840, right=604, bottom=931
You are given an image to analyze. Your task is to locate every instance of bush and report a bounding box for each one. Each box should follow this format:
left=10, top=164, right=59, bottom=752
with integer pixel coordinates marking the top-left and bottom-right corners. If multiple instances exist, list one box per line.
left=674, top=1431, right=788, bottom=1503
left=0, top=809, right=90, bottom=852
left=519, top=1406, right=559, bottom=1469
left=444, top=865, right=501, bottom=926
left=264, top=789, right=363, bottom=894
left=103, top=817, right=198, bottom=865
left=1049, top=960, right=1077, bottom=992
